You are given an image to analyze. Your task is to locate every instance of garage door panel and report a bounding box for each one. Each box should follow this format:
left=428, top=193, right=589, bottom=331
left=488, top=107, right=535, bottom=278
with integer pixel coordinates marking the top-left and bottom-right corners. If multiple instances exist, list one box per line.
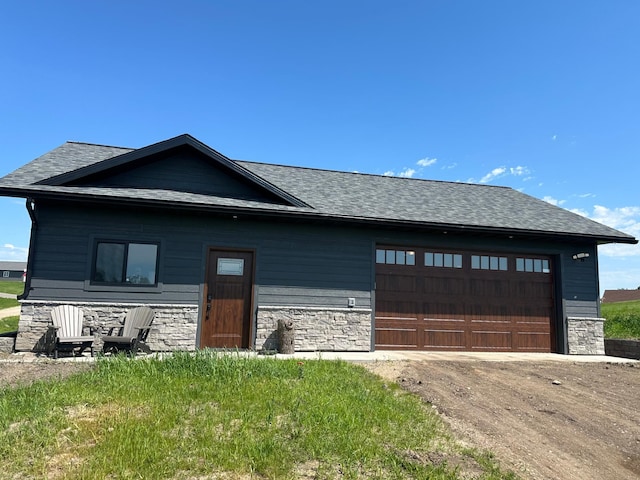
left=423, top=277, right=466, bottom=295
left=516, top=331, right=551, bottom=351
left=376, top=274, right=417, bottom=293
left=376, top=300, right=421, bottom=317
left=423, top=302, right=465, bottom=318
left=375, top=247, right=555, bottom=352
left=375, top=320, right=419, bottom=349
left=471, top=331, right=512, bottom=350
left=424, top=329, right=466, bottom=349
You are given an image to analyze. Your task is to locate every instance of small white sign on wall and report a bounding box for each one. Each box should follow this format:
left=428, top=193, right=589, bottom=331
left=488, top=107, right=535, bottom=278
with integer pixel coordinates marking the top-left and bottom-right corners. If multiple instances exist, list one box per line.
left=217, top=258, right=244, bottom=276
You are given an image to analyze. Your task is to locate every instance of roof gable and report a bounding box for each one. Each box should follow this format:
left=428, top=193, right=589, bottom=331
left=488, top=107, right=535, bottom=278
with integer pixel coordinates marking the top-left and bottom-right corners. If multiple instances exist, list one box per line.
left=37, top=134, right=308, bottom=208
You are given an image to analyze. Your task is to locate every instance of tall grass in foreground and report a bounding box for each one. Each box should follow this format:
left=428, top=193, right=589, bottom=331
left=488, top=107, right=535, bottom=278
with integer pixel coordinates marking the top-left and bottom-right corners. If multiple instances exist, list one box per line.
left=0, top=351, right=515, bottom=479
left=602, top=299, right=640, bottom=339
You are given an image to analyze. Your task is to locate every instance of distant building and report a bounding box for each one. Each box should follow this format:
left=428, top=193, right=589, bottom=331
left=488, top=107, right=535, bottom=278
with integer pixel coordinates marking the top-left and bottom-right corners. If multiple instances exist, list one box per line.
left=0, top=261, right=27, bottom=282
left=601, top=289, right=640, bottom=304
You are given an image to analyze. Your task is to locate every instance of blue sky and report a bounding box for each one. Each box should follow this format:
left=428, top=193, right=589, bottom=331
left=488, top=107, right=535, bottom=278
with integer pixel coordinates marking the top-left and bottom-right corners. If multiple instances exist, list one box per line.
left=1, top=1, right=638, bottom=294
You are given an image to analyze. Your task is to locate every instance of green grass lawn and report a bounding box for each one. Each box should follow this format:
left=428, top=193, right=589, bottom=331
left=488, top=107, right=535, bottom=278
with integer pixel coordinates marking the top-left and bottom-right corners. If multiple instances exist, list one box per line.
left=0, top=280, right=25, bottom=296
left=0, top=316, right=19, bottom=333
left=0, top=352, right=516, bottom=480
left=602, top=299, right=640, bottom=339
left=0, top=282, right=22, bottom=333
left=0, top=281, right=22, bottom=314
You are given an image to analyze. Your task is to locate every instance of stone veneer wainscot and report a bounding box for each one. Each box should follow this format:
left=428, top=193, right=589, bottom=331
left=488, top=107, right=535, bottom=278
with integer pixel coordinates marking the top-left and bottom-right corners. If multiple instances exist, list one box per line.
left=256, top=306, right=372, bottom=352
left=566, top=317, right=605, bottom=355
left=15, top=301, right=198, bottom=353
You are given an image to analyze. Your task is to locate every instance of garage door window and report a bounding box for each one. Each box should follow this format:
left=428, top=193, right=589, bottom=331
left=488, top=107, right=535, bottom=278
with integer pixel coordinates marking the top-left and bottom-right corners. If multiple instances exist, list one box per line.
left=471, top=255, right=508, bottom=271
left=376, top=249, right=416, bottom=265
left=516, top=258, right=550, bottom=273
left=424, top=252, right=462, bottom=268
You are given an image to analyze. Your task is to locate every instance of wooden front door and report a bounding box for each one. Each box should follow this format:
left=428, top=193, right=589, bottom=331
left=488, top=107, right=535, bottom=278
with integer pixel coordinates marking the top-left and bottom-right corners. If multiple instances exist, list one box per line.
left=200, top=249, right=254, bottom=349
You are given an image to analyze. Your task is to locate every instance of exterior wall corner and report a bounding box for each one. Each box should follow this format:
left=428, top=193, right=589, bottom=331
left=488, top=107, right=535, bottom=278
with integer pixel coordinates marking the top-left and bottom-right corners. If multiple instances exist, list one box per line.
left=566, top=316, right=605, bottom=355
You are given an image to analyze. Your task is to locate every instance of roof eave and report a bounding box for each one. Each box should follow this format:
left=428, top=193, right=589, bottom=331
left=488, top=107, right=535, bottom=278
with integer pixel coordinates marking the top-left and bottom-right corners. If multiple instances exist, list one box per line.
left=7, top=187, right=636, bottom=246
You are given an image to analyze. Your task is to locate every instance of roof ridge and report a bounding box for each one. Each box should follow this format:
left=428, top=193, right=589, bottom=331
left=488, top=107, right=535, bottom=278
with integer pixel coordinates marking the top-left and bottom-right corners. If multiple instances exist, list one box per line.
left=235, top=159, right=513, bottom=190
left=66, top=141, right=134, bottom=150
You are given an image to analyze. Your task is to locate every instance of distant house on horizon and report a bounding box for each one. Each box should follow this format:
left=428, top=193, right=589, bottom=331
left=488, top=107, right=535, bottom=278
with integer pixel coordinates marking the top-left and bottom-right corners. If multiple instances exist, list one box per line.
left=601, top=288, right=640, bottom=304
left=0, top=261, right=27, bottom=282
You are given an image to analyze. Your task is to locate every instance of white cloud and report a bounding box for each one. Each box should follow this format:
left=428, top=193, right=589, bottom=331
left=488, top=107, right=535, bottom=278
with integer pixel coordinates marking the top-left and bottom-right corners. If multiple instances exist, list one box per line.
left=472, top=165, right=533, bottom=184
left=398, top=168, right=416, bottom=178
left=569, top=208, right=589, bottom=217
left=382, top=170, right=394, bottom=176
left=442, top=163, right=457, bottom=170
left=0, top=244, right=28, bottom=261
left=542, top=196, right=566, bottom=206
left=416, top=157, right=437, bottom=167
left=552, top=135, right=557, bottom=141
left=509, top=166, right=530, bottom=176
left=479, top=167, right=507, bottom=183
left=581, top=205, right=640, bottom=258
left=591, top=205, right=640, bottom=232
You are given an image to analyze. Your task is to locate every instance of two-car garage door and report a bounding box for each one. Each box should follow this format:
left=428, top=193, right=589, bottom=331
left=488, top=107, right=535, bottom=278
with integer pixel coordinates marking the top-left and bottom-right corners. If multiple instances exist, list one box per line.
left=375, top=246, right=556, bottom=352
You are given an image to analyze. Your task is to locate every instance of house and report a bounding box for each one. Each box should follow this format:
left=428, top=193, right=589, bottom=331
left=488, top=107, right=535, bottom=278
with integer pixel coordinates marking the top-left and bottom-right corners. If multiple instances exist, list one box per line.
left=602, top=289, right=640, bottom=304
left=0, top=134, right=636, bottom=355
left=0, top=261, right=26, bottom=282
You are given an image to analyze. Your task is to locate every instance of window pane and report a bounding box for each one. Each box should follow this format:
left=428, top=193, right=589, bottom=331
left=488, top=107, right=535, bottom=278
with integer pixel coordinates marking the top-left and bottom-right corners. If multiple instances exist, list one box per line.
left=406, top=251, right=416, bottom=265
left=433, top=253, right=443, bottom=267
left=533, top=259, right=542, bottom=273
left=542, top=260, right=550, bottom=273
left=376, top=249, right=385, bottom=264
left=525, top=258, right=534, bottom=272
left=126, top=243, right=158, bottom=284
left=217, top=258, right=244, bottom=276
left=490, top=256, right=499, bottom=270
left=95, top=243, right=125, bottom=283
left=471, top=255, right=480, bottom=269
left=481, top=255, right=489, bottom=270
left=499, top=257, right=508, bottom=271
left=454, top=254, right=463, bottom=268
left=396, top=250, right=406, bottom=265
left=516, top=258, right=524, bottom=271
left=425, top=252, right=433, bottom=267
left=444, top=253, right=453, bottom=268
left=385, top=250, right=395, bottom=264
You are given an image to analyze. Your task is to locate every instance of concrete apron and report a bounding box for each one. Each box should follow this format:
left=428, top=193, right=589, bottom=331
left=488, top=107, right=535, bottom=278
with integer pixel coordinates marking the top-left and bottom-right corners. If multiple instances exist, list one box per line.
left=1, top=350, right=637, bottom=364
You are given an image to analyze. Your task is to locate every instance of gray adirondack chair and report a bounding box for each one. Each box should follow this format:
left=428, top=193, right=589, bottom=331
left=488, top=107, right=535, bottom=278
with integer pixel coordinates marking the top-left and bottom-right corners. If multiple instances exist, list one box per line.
left=102, top=306, right=155, bottom=355
left=49, top=305, right=95, bottom=359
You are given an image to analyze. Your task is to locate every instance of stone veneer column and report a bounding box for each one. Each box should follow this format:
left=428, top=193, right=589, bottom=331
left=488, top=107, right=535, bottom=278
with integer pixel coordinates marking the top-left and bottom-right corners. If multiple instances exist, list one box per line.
left=15, top=301, right=199, bottom=353
left=255, top=306, right=372, bottom=352
left=566, top=317, right=605, bottom=355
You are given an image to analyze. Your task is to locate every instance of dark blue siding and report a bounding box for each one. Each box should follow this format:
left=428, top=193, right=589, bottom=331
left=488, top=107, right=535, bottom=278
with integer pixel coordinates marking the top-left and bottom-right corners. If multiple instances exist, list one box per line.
left=76, top=149, right=279, bottom=202
left=27, top=202, right=374, bottom=308
left=26, top=201, right=602, bottom=344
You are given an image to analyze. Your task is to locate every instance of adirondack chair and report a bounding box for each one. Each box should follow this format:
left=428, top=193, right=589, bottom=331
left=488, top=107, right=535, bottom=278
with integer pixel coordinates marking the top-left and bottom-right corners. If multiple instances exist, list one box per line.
left=102, top=306, right=155, bottom=355
left=49, top=305, right=95, bottom=359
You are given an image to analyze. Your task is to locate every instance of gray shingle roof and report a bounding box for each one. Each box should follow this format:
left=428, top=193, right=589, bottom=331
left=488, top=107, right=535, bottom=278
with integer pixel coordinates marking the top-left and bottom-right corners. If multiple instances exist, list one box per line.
left=0, top=135, right=636, bottom=244
left=0, top=261, right=27, bottom=271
